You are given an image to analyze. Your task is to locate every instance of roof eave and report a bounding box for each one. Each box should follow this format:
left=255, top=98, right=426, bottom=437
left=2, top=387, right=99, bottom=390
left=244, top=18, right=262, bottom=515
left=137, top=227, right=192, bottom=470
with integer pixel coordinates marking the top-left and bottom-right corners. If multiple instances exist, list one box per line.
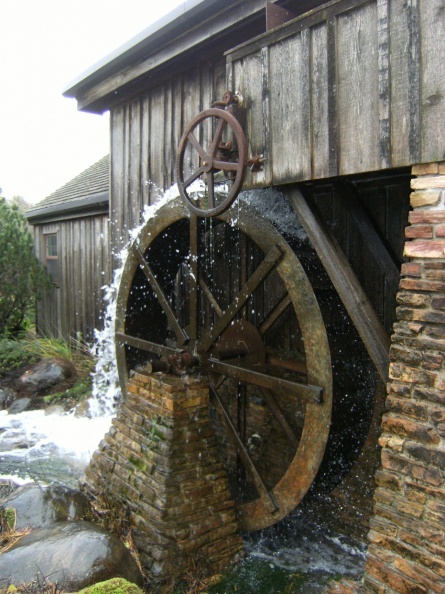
left=62, top=0, right=272, bottom=114
left=63, top=0, right=231, bottom=102
left=26, top=192, right=109, bottom=224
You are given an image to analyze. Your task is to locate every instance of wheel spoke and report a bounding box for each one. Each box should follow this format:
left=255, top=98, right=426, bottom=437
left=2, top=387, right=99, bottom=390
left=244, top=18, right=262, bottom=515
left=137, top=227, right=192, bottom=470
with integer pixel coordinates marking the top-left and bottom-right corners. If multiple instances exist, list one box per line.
left=259, top=388, right=300, bottom=449
left=116, top=332, right=181, bottom=358
left=206, top=171, right=215, bottom=209
left=187, top=131, right=208, bottom=161
left=209, top=117, right=226, bottom=158
left=213, top=159, right=240, bottom=172
left=133, top=243, right=189, bottom=346
left=189, top=215, right=198, bottom=340
left=206, top=358, right=323, bottom=405
left=184, top=165, right=205, bottom=189
left=199, top=277, right=223, bottom=318
left=201, top=245, right=283, bottom=352
left=259, top=294, right=292, bottom=336
left=209, top=383, right=279, bottom=514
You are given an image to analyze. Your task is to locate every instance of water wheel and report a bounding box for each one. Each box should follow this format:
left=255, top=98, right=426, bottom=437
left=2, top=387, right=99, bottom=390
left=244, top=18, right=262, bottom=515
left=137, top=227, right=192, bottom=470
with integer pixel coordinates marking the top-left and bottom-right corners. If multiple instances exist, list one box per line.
left=115, top=195, right=332, bottom=532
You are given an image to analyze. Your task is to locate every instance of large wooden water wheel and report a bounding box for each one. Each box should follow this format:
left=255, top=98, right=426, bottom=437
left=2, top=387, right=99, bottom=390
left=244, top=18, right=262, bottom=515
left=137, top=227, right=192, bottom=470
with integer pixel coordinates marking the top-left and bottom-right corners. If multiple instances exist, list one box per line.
left=115, top=194, right=332, bottom=532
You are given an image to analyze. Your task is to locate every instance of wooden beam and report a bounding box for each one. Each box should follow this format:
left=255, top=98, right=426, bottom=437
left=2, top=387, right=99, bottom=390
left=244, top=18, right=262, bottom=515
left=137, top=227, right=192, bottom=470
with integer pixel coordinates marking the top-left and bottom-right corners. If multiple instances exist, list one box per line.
left=266, top=2, right=296, bottom=31
left=286, top=188, right=390, bottom=382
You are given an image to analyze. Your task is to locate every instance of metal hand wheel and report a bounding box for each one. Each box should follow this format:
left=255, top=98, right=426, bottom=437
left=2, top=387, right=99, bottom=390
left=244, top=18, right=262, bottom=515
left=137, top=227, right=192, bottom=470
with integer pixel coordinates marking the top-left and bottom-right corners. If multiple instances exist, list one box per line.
left=176, top=108, right=248, bottom=217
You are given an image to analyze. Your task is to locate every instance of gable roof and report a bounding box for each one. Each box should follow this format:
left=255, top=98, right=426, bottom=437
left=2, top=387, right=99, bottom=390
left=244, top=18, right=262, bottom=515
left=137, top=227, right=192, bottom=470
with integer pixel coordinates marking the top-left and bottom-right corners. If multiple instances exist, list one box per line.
left=27, top=155, right=109, bottom=224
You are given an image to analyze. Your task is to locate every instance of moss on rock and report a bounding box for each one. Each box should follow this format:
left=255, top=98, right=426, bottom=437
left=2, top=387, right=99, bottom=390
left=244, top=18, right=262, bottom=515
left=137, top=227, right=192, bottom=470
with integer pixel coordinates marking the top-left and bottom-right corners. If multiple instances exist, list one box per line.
left=77, top=577, right=144, bottom=594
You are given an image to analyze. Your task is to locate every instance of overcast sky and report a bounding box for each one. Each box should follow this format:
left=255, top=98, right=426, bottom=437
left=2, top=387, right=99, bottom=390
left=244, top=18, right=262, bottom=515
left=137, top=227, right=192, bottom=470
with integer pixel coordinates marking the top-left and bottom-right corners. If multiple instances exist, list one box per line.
left=0, top=0, right=185, bottom=204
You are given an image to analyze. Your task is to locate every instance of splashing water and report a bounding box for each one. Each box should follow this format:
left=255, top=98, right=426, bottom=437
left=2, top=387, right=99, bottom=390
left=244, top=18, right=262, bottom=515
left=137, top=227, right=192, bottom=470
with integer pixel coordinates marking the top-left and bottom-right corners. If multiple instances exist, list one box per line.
left=0, top=185, right=180, bottom=486
left=88, top=185, right=179, bottom=416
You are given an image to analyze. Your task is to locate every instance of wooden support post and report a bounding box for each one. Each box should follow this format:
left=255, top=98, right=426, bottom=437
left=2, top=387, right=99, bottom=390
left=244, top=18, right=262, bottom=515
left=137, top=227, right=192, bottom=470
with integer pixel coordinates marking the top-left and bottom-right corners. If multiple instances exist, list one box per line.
left=286, top=188, right=390, bottom=382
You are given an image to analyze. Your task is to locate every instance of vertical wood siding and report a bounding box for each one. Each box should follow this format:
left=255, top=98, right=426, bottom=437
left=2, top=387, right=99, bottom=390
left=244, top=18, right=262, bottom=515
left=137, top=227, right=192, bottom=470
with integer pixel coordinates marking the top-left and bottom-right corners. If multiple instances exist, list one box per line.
left=225, top=0, right=445, bottom=185
left=35, top=214, right=110, bottom=341
left=110, top=60, right=227, bottom=256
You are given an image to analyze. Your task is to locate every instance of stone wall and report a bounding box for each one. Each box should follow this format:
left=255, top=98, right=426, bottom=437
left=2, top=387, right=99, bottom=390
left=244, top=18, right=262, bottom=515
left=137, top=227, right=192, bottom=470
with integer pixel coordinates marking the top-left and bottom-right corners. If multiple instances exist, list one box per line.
left=81, top=371, right=243, bottom=592
left=362, top=163, right=445, bottom=593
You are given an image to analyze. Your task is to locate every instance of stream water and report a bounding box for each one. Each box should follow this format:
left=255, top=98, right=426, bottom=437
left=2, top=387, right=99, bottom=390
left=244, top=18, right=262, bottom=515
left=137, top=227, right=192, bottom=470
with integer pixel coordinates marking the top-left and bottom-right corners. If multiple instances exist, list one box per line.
left=0, top=406, right=366, bottom=591
left=0, top=408, right=111, bottom=486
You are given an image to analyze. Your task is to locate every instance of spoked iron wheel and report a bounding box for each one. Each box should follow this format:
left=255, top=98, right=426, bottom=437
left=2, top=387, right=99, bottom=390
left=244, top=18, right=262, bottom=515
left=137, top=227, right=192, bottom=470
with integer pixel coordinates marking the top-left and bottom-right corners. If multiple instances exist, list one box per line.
left=115, top=195, right=332, bottom=532
left=176, top=108, right=247, bottom=218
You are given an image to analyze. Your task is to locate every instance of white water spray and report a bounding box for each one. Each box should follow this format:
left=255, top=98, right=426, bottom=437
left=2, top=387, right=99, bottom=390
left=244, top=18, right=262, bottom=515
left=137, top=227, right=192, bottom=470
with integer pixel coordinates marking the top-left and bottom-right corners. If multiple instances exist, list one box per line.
left=88, top=185, right=179, bottom=417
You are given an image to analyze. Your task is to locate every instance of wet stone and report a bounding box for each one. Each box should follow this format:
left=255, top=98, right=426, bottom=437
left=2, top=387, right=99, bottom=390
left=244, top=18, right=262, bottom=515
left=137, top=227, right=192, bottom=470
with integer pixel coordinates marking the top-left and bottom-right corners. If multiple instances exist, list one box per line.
left=0, top=520, right=143, bottom=591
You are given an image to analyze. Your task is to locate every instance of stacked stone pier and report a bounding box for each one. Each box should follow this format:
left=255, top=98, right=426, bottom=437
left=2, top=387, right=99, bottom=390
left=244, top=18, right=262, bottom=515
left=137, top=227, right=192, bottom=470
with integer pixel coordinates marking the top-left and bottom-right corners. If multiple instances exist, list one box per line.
left=81, top=370, right=243, bottom=592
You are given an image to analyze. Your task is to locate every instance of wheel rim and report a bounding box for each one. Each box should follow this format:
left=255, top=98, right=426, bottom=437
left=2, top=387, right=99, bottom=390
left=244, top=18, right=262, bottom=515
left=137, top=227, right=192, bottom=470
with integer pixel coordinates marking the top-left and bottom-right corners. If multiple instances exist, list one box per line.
left=115, top=195, right=332, bottom=531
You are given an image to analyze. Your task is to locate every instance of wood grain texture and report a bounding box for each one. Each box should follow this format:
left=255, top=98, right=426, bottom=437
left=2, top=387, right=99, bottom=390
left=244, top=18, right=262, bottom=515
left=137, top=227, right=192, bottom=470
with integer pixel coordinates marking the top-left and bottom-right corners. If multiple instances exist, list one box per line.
left=419, top=0, right=445, bottom=162
left=35, top=215, right=110, bottom=341
left=337, top=2, right=379, bottom=174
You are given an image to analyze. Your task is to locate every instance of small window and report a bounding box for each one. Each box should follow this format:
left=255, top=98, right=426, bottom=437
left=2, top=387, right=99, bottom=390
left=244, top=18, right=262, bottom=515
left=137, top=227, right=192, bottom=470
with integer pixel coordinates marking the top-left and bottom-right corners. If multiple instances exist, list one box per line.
left=45, top=233, right=59, bottom=283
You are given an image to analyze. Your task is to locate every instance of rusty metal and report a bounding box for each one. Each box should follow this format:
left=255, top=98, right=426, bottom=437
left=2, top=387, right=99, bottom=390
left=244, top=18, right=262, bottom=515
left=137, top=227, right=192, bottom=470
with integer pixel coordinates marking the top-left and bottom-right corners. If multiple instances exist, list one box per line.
left=247, top=154, right=265, bottom=172
left=211, top=90, right=242, bottom=109
left=176, top=107, right=247, bottom=218
left=147, top=352, right=199, bottom=375
left=115, top=195, right=333, bottom=532
left=176, top=91, right=265, bottom=217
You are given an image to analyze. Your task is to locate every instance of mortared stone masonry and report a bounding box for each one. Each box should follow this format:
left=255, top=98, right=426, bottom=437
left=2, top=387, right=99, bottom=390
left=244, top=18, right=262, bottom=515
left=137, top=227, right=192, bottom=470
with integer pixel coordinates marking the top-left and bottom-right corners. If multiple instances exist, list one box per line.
left=362, top=162, right=445, bottom=594
left=81, top=370, right=243, bottom=592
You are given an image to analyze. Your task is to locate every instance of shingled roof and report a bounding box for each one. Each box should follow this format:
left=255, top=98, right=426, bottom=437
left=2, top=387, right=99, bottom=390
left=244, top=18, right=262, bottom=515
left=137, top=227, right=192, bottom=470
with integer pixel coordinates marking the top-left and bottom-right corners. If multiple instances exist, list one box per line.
left=27, top=155, right=109, bottom=223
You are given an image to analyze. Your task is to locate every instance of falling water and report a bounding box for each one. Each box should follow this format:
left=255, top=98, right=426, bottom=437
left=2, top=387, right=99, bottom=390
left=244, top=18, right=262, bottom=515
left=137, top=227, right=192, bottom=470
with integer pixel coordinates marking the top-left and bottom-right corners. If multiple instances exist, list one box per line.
left=0, top=185, right=180, bottom=486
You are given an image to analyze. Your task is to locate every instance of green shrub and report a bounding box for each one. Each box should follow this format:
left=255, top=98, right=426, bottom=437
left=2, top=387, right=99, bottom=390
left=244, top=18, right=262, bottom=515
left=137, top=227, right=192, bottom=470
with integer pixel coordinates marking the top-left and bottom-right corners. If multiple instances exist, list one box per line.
left=0, top=199, right=51, bottom=337
left=0, top=339, right=38, bottom=376
left=44, top=379, right=92, bottom=404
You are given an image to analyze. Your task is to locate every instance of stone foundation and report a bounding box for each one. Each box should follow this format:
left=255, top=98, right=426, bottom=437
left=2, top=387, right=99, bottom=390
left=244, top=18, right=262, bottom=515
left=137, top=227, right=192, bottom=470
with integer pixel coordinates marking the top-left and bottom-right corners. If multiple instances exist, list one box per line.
left=81, top=371, right=243, bottom=592
left=362, top=163, right=445, bottom=593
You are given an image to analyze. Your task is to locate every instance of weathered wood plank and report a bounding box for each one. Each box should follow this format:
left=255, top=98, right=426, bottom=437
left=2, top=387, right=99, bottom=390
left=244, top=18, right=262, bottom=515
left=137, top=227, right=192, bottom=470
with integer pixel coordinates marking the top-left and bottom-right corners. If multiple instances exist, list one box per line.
left=163, top=82, right=174, bottom=189
left=269, top=30, right=311, bottom=182
left=233, top=50, right=272, bottom=188
left=389, top=0, right=420, bottom=165
left=141, top=95, right=151, bottom=208
left=129, top=99, right=142, bottom=229
left=286, top=187, right=390, bottom=382
left=326, top=15, right=338, bottom=177
left=419, top=0, right=445, bottom=163
left=172, top=77, right=183, bottom=191
left=311, top=22, right=330, bottom=179
left=110, top=106, right=127, bottom=257
left=377, top=0, right=390, bottom=168
left=149, top=87, right=166, bottom=203
left=337, top=2, right=379, bottom=174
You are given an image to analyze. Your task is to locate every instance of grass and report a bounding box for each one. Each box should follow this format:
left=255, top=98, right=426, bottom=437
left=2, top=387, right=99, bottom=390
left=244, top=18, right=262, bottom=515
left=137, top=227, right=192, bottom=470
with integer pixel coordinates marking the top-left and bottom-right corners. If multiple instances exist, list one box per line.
left=0, top=333, right=96, bottom=404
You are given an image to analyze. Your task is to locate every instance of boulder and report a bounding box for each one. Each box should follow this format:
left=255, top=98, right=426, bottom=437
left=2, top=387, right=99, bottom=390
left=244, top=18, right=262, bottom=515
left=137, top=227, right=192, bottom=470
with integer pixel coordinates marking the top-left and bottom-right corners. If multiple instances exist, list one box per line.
left=7, top=397, right=32, bottom=414
left=0, top=520, right=144, bottom=591
left=18, top=358, right=75, bottom=394
left=0, top=483, right=89, bottom=530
